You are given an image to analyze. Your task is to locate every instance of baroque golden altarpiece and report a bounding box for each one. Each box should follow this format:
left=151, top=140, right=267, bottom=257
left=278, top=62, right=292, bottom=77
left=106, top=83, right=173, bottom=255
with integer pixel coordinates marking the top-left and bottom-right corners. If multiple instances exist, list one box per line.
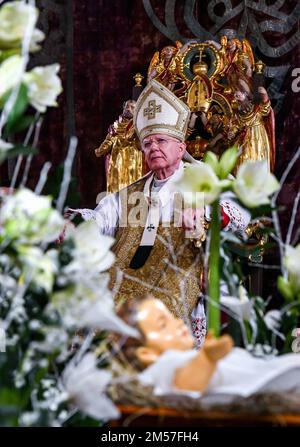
left=95, top=30, right=275, bottom=194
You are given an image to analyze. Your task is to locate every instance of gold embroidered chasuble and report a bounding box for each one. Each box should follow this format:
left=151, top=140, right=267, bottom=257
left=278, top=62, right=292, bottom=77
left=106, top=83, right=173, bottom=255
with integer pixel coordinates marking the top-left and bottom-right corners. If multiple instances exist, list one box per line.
left=109, top=177, right=203, bottom=321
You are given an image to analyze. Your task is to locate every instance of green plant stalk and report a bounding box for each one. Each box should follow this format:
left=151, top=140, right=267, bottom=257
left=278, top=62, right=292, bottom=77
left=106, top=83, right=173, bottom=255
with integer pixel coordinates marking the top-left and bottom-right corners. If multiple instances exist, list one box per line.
left=208, top=199, right=221, bottom=337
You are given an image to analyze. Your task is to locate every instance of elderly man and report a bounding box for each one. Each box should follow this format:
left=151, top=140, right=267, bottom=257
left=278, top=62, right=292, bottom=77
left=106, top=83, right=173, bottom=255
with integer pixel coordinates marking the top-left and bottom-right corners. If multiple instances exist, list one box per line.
left=73, top=80, right=250, bottom=347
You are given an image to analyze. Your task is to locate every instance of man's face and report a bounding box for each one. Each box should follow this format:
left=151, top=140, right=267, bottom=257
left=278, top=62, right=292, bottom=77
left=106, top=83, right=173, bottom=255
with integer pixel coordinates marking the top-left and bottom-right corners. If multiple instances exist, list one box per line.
left=137, top=298, right=194, bottom=354
left=142, top=133, right=185, bottom=173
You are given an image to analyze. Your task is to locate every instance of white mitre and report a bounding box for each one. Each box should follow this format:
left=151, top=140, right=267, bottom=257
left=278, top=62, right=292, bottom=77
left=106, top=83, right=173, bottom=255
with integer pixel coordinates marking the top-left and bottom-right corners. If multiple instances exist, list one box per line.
left=134, top=79, right=190, bottom=142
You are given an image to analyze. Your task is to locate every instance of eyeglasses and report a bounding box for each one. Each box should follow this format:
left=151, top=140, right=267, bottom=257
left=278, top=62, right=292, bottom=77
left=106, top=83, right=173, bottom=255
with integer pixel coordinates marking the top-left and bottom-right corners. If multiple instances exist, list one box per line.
left=142, top=137, right=179, bottom=151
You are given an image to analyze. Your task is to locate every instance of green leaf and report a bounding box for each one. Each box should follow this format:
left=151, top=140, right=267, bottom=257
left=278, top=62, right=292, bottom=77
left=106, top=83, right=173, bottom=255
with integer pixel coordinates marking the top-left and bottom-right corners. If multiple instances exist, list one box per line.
left=204, top=151, right=220, bottom=176
left=277, top=276, right=295, bottom=302
left=9, top=115, right=36, bottom=134
left=5, top=83, right=29, bottom=135
left=219, top=146, right=238, bottom=179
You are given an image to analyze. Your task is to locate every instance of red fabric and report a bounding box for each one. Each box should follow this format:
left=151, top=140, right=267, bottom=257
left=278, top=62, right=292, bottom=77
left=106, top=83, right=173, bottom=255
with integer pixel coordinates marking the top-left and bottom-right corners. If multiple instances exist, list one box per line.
left=221, top=206, right=230, bottom=228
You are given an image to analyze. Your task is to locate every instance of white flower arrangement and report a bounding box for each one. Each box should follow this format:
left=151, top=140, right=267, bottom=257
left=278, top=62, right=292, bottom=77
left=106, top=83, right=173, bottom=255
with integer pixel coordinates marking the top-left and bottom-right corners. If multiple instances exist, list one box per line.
left=0, top=55, right=25, bottom=100
left=233, top=160, right=280, bottom=208
left=220, top=286, right=254, bottom=321
left=63, top=220, right=115, bottom=278
left=0, top=1, right=44, bottom=52
left=176, top=162, right=222, bottom=205
left=62, top=353, right=120, bottom=422
left=175, top=146, right=298, bottom=350
left=0, top=187, right=126, bottom=426
left=176, top=151, right=280, bottom=209
left=0, top=23, right=123, bottom=418
left=24, top=64, right=63, bottom=113
left=0, top=188, right=65, bottom=244
left=0, top=1, right=62, bottom=126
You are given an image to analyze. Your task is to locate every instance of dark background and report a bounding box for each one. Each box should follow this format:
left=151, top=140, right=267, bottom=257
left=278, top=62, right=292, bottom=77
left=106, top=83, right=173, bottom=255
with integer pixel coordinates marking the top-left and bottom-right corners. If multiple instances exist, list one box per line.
left=3, top=0, right=300, bottom=248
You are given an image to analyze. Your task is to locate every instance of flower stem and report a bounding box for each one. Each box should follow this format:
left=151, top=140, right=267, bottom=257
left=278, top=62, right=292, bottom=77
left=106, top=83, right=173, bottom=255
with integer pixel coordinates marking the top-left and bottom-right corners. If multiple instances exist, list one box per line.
left=208, top=199, right=221, bottom=337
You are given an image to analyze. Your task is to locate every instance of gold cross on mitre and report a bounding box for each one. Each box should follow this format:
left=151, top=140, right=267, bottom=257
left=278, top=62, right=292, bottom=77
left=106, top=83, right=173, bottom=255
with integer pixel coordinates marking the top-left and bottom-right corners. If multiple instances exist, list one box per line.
left=143, top=99, right=162, bottom=120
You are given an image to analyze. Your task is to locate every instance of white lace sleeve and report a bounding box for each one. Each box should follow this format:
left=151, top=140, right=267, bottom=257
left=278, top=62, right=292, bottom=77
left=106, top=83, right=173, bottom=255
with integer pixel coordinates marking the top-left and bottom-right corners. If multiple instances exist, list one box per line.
left=70, top=193, right=120, bottom=237
left=70, top=208, right=98, bottom=221
left=220, top=192, right=251, bottom=235
left=94, top=193, right=120, bottom=237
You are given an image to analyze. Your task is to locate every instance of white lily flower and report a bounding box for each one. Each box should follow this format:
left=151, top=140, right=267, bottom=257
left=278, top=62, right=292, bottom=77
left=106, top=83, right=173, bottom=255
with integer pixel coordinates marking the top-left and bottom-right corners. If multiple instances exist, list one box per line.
left=0, top=55, right=25, bottom=99
left=233, top=160, right=279, bottom=208
left=175, top=162, right=222, bottom=205
left=52, top=273, right=139, bottom=338
left=220, top=285, right=253, bottom=321
left=18, top=246, right=58, bottom=293
left=1, top=188, right=50, bottom=215
left=64, top=221, right=115, bottom=277
left=264, top=309, right=285, bottom=341
left=284, top=244, right=300, bottom=293
left=24, top=64, right=62, bottom=113
left=31, top=327, right=69, bottom=354
left=0, top=188, right=65, bottom=244
left=0, top=2, right=44, bottom=51
left=29, top=28, right=45, bottom=52
left=74, top=288, right=140, bottom=338
left=63, top=353, right=119, bottom=422
left=264, top=310, right=282, bottom=331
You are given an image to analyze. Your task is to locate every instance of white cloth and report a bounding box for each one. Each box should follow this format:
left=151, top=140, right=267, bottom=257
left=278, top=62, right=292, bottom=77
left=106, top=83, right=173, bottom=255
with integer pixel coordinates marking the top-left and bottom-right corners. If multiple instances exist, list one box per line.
left=138, top=347, right=300, bottom=400
left=207, top=347, right=300, bottom=398
left=138, top=349, right=200, bottom=398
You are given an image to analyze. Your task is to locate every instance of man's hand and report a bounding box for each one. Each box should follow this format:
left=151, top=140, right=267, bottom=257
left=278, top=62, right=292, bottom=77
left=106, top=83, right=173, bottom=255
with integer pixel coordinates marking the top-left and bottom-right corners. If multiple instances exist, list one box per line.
left=64, top=208, right=80, bottom=220
left=181, top=207, right=206, bottom=240
left=55, top=208, right=81, bottom=244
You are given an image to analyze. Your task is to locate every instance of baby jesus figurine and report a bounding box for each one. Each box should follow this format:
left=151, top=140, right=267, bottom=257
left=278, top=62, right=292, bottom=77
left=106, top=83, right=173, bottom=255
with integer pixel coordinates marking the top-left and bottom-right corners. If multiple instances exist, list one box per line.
left=118, top=294, right=233, bottom=393
left=117, top=295, right=300, bottom=399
